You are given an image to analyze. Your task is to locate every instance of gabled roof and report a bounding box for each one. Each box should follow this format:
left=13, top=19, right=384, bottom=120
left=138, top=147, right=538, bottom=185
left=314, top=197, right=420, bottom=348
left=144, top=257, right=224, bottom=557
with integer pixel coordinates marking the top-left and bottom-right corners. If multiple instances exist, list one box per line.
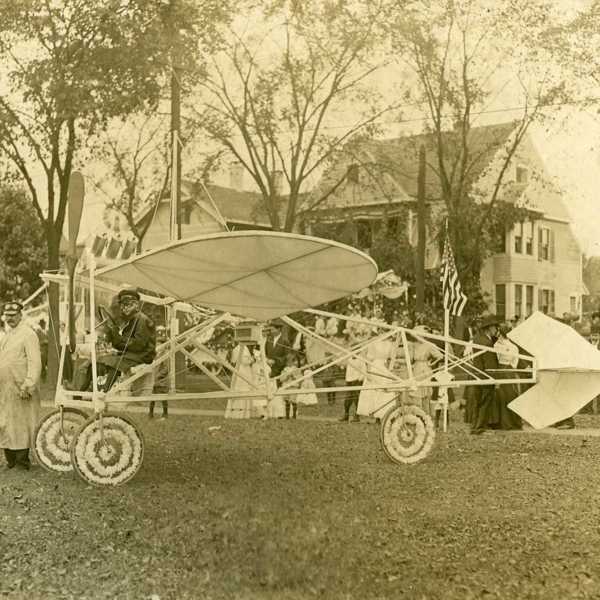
left=136, top=180, right=272, bottom=228
left=188, top=181, right=272, bottom=226
left=314, top=121, right=576, bottom=226
left=358, top=121, right=517, bottom=199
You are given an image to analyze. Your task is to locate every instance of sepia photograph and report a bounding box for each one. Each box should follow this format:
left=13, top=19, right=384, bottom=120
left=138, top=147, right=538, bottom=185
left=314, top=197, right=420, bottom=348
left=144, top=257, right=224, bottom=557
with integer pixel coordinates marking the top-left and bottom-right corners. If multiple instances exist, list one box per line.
left=1, top=0, right=600, bottom=598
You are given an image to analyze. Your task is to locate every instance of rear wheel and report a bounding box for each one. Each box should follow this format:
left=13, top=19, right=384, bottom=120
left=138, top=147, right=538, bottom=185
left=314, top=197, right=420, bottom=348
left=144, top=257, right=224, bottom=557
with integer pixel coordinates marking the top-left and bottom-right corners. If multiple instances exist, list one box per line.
left=379, top=404, right=435, bottom=465
left=33, top=408, right=89, bottom=473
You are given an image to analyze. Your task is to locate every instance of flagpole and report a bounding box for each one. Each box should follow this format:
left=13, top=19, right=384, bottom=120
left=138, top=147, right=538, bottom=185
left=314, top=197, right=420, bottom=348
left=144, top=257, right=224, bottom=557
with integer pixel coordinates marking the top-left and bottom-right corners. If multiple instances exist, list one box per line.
left=443, top=307, right=450, bottom=432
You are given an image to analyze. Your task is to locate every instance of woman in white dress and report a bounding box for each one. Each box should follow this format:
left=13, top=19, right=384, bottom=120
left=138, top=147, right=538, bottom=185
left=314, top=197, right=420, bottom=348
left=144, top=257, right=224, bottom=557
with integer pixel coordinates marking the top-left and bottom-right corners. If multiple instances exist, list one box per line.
left=250, top=347, right=270, bottom=418
left=408, top=326, right=443, bottom=414
left=357, top=333, right=397, bottom=421
left=225, top=343, right=257, bottom=419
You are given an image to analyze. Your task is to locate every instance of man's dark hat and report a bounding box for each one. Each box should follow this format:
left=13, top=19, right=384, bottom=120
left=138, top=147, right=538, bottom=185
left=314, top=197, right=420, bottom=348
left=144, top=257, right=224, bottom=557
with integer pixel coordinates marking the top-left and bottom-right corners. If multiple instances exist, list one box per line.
left=118, top=288, right=141, bottom=302
left=3, top=301, right=23, bottom=315
left=480, top=314, right=502, bottom=329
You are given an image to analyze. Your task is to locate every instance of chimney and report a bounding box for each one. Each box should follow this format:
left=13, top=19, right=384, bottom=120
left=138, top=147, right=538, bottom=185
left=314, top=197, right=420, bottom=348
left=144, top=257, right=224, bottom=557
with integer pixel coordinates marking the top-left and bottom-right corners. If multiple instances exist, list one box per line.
left=273, top=170, right=284, bottom=195
left=229, top=161, right=244, bottom=190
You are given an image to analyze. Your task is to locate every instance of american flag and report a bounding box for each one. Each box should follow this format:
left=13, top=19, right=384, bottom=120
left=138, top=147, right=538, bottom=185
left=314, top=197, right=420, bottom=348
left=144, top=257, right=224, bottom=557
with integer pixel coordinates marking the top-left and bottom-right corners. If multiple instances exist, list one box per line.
left=441, top=229, right=467, bottom=316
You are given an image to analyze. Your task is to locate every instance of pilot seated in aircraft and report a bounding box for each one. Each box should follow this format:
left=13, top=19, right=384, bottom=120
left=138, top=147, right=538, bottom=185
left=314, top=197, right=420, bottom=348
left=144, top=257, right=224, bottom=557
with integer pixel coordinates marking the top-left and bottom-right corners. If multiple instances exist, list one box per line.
left=70, top=288, right=156, bottom=393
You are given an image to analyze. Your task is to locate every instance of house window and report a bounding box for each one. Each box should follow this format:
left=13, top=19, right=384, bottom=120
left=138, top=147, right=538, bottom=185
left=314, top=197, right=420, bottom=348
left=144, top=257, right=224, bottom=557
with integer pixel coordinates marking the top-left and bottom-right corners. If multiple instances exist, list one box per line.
left=570, top=295, right=578, bottom=314
left=387, top=216, right=400, bottom=236
left=514, top=222, right=523, bottom=254
left=516, top=165, right=529, bottom=183
left=495, top=226, right=506, bottom=254
left=538, top=288, right=555, bottom=315
left=356, top=220, right=372, bottom=249
left=538, top=226, right=554, bottom=261
left=539, top=289, right=549, bottom=314
left=526, top=285, right=534, bottom=316
left=496, top=284, right=506, bottom=321
left=514, top=284, right=523, bottom=318
left=541, top=228, right=549, bottom=260
left=525, top=221, right=534, bottom=255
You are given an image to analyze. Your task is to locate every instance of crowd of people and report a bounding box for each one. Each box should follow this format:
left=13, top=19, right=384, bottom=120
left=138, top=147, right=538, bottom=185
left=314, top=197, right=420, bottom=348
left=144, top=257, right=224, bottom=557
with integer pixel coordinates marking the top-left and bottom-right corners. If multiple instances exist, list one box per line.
left=224, top=303, right=600, bottom=433
left=222, top=302, right=452, bottom=425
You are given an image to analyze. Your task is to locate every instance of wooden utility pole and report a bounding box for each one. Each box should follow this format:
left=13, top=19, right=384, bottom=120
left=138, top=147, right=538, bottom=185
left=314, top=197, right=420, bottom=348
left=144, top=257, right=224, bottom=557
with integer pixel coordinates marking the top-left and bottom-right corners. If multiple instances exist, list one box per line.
left=168, top=0, right=185, bottom=389
left=169, top=0, right=182, bottom=242
left=415, top=145, right=426, bottom=312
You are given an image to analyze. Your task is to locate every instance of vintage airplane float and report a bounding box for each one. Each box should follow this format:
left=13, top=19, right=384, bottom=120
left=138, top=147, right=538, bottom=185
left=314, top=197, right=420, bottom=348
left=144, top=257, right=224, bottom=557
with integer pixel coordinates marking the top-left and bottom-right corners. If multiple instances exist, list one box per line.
left=29, top=226, right=599, bottom=487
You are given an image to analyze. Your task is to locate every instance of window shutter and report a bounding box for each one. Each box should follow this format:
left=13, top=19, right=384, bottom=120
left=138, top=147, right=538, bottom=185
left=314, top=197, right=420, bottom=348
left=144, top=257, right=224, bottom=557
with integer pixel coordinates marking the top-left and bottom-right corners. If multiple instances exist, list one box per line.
left=549, top=229, right=555, bottom=262
left=550, top=290, right=555, bottom=314
left=538, top=288, right=543, bottom=311
left=537, top=228, right=543, bottom=261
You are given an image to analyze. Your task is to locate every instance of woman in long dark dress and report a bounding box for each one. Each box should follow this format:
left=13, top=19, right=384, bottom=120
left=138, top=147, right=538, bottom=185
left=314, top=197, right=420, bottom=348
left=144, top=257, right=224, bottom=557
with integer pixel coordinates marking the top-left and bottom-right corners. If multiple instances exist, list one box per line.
left=461, top=322, right=478, bottom=426
left=493, top=323, right=522, bottom=430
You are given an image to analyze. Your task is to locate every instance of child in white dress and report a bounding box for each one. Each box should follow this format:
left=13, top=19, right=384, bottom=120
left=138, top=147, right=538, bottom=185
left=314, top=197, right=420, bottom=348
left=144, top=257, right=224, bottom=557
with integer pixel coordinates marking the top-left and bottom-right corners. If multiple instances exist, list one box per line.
left=279, top=353, right=301, bottom=419
left=296, top=356, right=318, bottom=407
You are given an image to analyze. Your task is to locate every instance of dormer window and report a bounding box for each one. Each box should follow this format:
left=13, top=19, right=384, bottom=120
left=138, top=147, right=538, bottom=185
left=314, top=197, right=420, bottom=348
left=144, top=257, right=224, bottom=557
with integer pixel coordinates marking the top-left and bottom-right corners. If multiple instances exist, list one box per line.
left=516, top=165, right=529, bottom=184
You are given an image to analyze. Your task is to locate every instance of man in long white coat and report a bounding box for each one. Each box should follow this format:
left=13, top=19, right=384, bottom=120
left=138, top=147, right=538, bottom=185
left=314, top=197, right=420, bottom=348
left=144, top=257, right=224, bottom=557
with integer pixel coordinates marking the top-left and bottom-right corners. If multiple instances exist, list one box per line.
left=0, top=301, right=42, bottom=470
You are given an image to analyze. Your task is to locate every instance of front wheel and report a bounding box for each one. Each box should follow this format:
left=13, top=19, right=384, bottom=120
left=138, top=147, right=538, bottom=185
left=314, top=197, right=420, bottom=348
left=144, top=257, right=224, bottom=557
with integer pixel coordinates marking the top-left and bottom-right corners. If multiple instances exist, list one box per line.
left=71, top=413, right=144, bottom=486
left=379, top=404, right=435, bottom=465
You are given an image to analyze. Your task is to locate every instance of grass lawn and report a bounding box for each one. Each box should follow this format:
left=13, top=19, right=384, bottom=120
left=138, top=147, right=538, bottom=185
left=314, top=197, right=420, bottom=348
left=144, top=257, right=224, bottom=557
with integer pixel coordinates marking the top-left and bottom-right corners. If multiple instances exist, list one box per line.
left=3, top=405, right=600, bottom=600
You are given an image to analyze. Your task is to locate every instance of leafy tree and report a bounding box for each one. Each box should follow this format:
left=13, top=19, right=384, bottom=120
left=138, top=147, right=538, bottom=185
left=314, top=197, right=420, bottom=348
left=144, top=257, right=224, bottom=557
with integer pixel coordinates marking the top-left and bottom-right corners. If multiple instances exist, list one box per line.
left=0, top=0, right=229, bottom=382
left=0, top=185, right=46, bottom=301
left=387, top=0, right=567, bottom=308
left=89, top=113, right=171, bottom=252
left=542, top=1, right=600, bottom=98
left=192, top=0, right=396, bottom=232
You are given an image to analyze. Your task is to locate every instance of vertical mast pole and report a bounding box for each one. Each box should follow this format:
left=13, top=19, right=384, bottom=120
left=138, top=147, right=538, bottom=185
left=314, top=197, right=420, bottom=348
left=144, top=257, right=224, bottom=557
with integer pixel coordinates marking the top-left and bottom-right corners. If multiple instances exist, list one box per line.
left=169, top=0, right=182, bottom=243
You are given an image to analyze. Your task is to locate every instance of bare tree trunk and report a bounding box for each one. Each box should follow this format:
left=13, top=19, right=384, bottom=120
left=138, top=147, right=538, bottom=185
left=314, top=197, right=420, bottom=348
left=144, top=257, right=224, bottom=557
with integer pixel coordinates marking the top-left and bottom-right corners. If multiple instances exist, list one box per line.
left=415, top=145, right=426, bottom=313
left=46, top=232, right=62, bottom=388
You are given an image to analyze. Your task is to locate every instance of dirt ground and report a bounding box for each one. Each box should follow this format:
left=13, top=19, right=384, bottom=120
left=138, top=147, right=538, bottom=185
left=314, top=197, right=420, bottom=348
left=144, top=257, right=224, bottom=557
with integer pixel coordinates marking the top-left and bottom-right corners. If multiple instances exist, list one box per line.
left=2, top=405, right=600, bottom=600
